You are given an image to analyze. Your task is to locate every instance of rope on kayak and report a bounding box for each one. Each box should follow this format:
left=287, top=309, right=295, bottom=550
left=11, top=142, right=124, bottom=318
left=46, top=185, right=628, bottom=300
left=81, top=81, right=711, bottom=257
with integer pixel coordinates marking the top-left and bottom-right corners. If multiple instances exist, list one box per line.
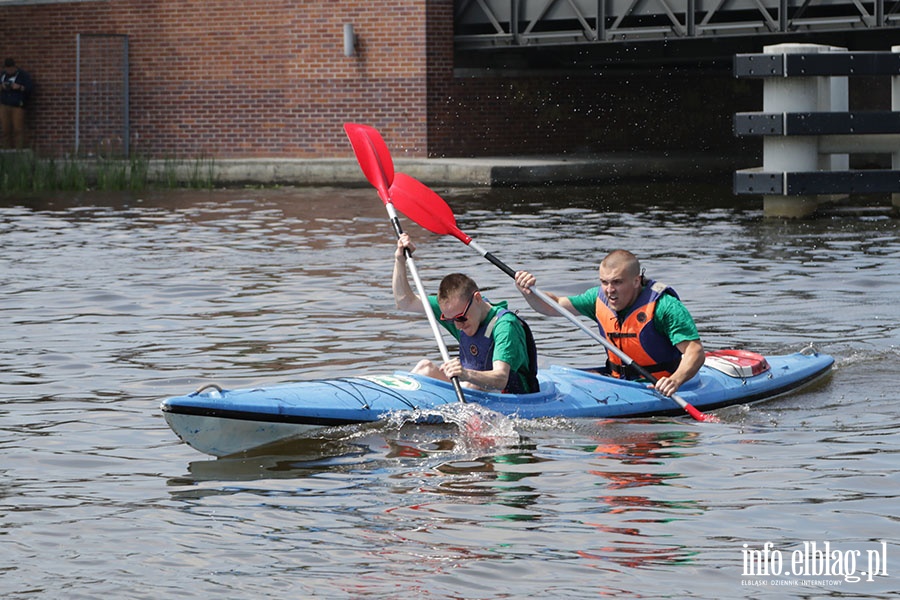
left=192, top=383, right=224, bottom=395
left=328, top=378, right=419, bottom=411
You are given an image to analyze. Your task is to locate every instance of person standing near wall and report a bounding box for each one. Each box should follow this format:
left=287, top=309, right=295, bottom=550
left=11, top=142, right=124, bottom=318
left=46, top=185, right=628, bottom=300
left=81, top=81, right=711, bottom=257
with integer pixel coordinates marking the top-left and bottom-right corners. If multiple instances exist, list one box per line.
left=1, top=58, right=34, bottom=149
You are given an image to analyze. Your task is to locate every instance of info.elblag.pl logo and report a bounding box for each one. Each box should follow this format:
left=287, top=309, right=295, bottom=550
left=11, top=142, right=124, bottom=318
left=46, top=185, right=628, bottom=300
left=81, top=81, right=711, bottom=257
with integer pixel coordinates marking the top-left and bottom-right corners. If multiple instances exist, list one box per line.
left=741, top=541, right=889, bottom=586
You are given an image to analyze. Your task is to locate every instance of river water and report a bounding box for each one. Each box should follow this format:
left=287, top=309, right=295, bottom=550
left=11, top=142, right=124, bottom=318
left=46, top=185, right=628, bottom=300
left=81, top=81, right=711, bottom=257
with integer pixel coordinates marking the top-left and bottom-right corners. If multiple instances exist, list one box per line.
left=1, top=182, right=897, bottom=599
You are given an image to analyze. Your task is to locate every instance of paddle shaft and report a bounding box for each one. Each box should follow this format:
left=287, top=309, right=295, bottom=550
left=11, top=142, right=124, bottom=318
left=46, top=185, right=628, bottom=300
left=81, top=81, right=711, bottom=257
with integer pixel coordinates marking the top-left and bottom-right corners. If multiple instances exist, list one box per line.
left=387, top=204, right=468, bottom=404
left=343, top=124, right=467, bottom=404
left=467, top=240, right=708, bottom=421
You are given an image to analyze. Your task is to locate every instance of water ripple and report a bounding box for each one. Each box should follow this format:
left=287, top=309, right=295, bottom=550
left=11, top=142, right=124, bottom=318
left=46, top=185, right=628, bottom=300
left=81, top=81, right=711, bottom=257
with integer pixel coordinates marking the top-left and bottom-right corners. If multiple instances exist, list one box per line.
left=1, top=185, right=897, bottom=599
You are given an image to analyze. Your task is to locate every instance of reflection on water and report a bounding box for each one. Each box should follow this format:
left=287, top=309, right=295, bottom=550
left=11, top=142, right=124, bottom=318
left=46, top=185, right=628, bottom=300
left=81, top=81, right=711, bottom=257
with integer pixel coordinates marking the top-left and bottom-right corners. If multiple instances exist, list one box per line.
left=1, top=183, right=897, bottom=599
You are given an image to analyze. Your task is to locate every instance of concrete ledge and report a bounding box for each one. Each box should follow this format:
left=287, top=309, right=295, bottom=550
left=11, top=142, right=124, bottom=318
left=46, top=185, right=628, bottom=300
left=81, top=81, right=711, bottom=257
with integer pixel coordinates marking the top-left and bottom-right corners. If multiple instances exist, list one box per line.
left=197, top=154, right=744, bottom=187
left=179, top=158, right=373, bottom=187
left=8, top=154, right=742, bottom=188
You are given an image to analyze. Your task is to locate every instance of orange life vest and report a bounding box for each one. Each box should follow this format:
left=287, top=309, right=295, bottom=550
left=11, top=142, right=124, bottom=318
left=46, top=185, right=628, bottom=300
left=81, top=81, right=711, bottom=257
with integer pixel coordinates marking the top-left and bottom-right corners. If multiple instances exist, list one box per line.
left=595, top=280, right=682, bottom=380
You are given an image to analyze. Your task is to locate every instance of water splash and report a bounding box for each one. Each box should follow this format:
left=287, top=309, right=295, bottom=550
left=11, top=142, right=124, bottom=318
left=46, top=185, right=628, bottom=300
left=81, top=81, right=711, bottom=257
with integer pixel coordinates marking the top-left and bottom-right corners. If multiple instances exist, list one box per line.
left=384, top=403, right=521, bottom=451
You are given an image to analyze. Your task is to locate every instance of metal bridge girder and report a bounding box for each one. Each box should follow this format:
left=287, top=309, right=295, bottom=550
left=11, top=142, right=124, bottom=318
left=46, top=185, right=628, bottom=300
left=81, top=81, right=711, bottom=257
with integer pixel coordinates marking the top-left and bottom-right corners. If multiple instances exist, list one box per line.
left=454, top=0, right=897, bottom=48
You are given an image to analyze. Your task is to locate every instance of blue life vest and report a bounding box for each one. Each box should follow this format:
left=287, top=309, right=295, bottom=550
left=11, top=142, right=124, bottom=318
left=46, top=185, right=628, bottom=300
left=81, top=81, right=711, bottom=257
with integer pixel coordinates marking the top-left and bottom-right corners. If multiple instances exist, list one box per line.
left=459, top=308, right=538, bottom=394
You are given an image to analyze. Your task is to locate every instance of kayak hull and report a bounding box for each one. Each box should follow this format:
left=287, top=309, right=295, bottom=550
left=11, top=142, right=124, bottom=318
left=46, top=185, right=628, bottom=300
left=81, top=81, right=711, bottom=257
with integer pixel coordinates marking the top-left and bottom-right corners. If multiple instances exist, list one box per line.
left=161, top=350, right=834, bottom=457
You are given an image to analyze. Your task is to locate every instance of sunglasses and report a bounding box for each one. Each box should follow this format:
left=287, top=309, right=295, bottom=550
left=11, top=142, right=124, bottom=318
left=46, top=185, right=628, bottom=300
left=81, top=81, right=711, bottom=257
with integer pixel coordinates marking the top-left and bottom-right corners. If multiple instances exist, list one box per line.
left=440, top=292, right=477, bottom=323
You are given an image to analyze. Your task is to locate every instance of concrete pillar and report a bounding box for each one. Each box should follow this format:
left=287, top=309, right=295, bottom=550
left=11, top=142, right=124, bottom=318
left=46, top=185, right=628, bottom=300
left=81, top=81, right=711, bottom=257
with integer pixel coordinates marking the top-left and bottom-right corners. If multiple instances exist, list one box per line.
left=762, top=43, right=844, bottom=217
left=819, top=48, right=848, bottom=172
left=819, top=47, right=849, bottom=205
left=893, top=45, right=900, bottom=211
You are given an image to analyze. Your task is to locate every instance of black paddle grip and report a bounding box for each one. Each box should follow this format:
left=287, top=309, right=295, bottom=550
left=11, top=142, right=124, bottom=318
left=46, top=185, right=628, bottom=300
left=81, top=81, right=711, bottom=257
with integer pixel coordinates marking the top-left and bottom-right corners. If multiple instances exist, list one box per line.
left=390, top=216, right=416, bottom=259
left=484, top=252, right=517, bottom=279
left=390, top=216, right=404, bottom=237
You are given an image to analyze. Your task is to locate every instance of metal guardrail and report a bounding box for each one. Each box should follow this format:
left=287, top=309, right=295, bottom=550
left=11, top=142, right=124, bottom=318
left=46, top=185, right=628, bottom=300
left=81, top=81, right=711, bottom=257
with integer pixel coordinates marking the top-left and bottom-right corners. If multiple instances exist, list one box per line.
left=455, top=0, right=900, bottom=48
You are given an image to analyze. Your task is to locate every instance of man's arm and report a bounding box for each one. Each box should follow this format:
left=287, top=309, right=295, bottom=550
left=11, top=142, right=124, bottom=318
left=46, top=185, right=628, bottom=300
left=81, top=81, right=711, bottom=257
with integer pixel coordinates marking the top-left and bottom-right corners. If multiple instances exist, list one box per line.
left=441, top=358, right=511, bottom=391
left=514, top=270, right=580, bottom=317
left=655, top=339, right=704, bottom=397
left=392, top=234, right=425, bottom=313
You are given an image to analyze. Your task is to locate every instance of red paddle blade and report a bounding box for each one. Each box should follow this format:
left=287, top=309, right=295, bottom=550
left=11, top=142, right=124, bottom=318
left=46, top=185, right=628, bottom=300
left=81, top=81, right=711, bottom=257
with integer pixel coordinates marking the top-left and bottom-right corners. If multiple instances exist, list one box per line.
left=343, top=123, right=395, bottom=203
left=390, top=173, right=472, bottom=244
left=685, top=404, right=720, bottom=423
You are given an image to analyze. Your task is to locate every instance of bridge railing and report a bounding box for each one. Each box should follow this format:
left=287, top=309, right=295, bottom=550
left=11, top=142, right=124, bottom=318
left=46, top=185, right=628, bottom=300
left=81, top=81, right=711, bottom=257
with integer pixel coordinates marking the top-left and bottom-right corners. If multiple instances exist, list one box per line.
left=455, top=0, right=899, bottom=48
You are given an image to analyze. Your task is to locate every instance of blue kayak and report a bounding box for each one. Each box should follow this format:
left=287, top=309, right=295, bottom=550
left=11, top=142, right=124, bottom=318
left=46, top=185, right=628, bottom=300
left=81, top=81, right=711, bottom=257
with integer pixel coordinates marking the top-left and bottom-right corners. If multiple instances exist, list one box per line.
left=160, top=349, right=834, bottom=457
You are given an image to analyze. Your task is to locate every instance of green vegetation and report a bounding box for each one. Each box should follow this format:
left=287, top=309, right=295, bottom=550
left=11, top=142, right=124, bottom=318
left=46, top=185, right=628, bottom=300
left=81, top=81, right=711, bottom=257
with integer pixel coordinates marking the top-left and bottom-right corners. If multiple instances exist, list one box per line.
left=0, top=152, right=216, bottom=192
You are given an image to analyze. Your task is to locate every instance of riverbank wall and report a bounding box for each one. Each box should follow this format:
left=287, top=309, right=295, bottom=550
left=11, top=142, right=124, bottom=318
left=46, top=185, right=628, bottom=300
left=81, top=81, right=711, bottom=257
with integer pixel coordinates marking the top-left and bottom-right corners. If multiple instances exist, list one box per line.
left=164, top=154, right=746, bottom=187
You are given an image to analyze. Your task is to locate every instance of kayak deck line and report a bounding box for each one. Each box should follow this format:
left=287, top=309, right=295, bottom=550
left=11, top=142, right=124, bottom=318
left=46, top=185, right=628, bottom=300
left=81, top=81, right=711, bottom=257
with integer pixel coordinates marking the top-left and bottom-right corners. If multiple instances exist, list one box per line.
left=160, top=403, right=366, bottom=427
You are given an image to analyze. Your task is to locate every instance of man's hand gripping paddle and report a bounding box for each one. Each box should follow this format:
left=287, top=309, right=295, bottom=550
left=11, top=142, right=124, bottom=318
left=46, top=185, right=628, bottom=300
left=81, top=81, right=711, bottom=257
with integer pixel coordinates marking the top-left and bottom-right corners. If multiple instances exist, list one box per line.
left=342, top=123, right=467, bottom=404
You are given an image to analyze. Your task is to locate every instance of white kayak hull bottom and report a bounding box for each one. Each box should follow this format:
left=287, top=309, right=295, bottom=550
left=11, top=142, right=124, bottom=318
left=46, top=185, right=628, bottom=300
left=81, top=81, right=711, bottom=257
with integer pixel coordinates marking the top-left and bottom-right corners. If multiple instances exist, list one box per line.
left=162, top=412, right=326, bottom=458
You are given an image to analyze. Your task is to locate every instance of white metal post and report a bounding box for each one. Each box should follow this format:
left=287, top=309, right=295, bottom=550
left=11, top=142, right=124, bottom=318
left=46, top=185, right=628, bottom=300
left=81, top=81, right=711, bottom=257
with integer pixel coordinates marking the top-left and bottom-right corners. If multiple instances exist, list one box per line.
left=762, top=43, right=843, bottom=217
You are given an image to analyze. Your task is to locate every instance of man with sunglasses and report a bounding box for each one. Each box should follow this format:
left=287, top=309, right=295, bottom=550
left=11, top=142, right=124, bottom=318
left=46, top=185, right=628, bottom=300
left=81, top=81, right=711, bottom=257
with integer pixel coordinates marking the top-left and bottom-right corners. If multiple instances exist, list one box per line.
left=514, top=249, right=703, bottom=397
left=393, top=234, right=538, bottom=394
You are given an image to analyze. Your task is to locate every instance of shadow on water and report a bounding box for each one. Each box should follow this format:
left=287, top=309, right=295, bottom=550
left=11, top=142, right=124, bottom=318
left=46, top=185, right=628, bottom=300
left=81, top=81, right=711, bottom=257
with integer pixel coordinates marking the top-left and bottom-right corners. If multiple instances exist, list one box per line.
left=169, top=413, right=705, bottom=503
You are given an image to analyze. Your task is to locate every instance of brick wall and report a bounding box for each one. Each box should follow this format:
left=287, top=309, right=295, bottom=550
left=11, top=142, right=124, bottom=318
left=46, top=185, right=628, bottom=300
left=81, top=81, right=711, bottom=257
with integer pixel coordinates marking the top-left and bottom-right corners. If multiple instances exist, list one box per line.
left=1, top=0, right=751, bottom=160
left=0, top=0, right=432, bottom=158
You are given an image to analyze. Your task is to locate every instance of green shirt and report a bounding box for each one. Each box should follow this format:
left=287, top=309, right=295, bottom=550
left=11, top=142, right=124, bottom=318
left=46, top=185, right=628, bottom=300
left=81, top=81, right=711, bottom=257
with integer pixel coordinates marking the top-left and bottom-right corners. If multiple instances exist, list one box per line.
left=567, top=286, right=700, bottom=346
left=427, top=297, right=532, bottom=392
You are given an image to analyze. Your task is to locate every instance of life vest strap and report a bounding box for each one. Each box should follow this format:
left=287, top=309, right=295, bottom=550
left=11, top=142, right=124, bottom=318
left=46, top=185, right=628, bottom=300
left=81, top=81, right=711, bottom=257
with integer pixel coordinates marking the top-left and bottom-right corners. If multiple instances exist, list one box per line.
left=607, top=332, right=637, bottom=340
left=483, top=314, right=500, bottom=338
